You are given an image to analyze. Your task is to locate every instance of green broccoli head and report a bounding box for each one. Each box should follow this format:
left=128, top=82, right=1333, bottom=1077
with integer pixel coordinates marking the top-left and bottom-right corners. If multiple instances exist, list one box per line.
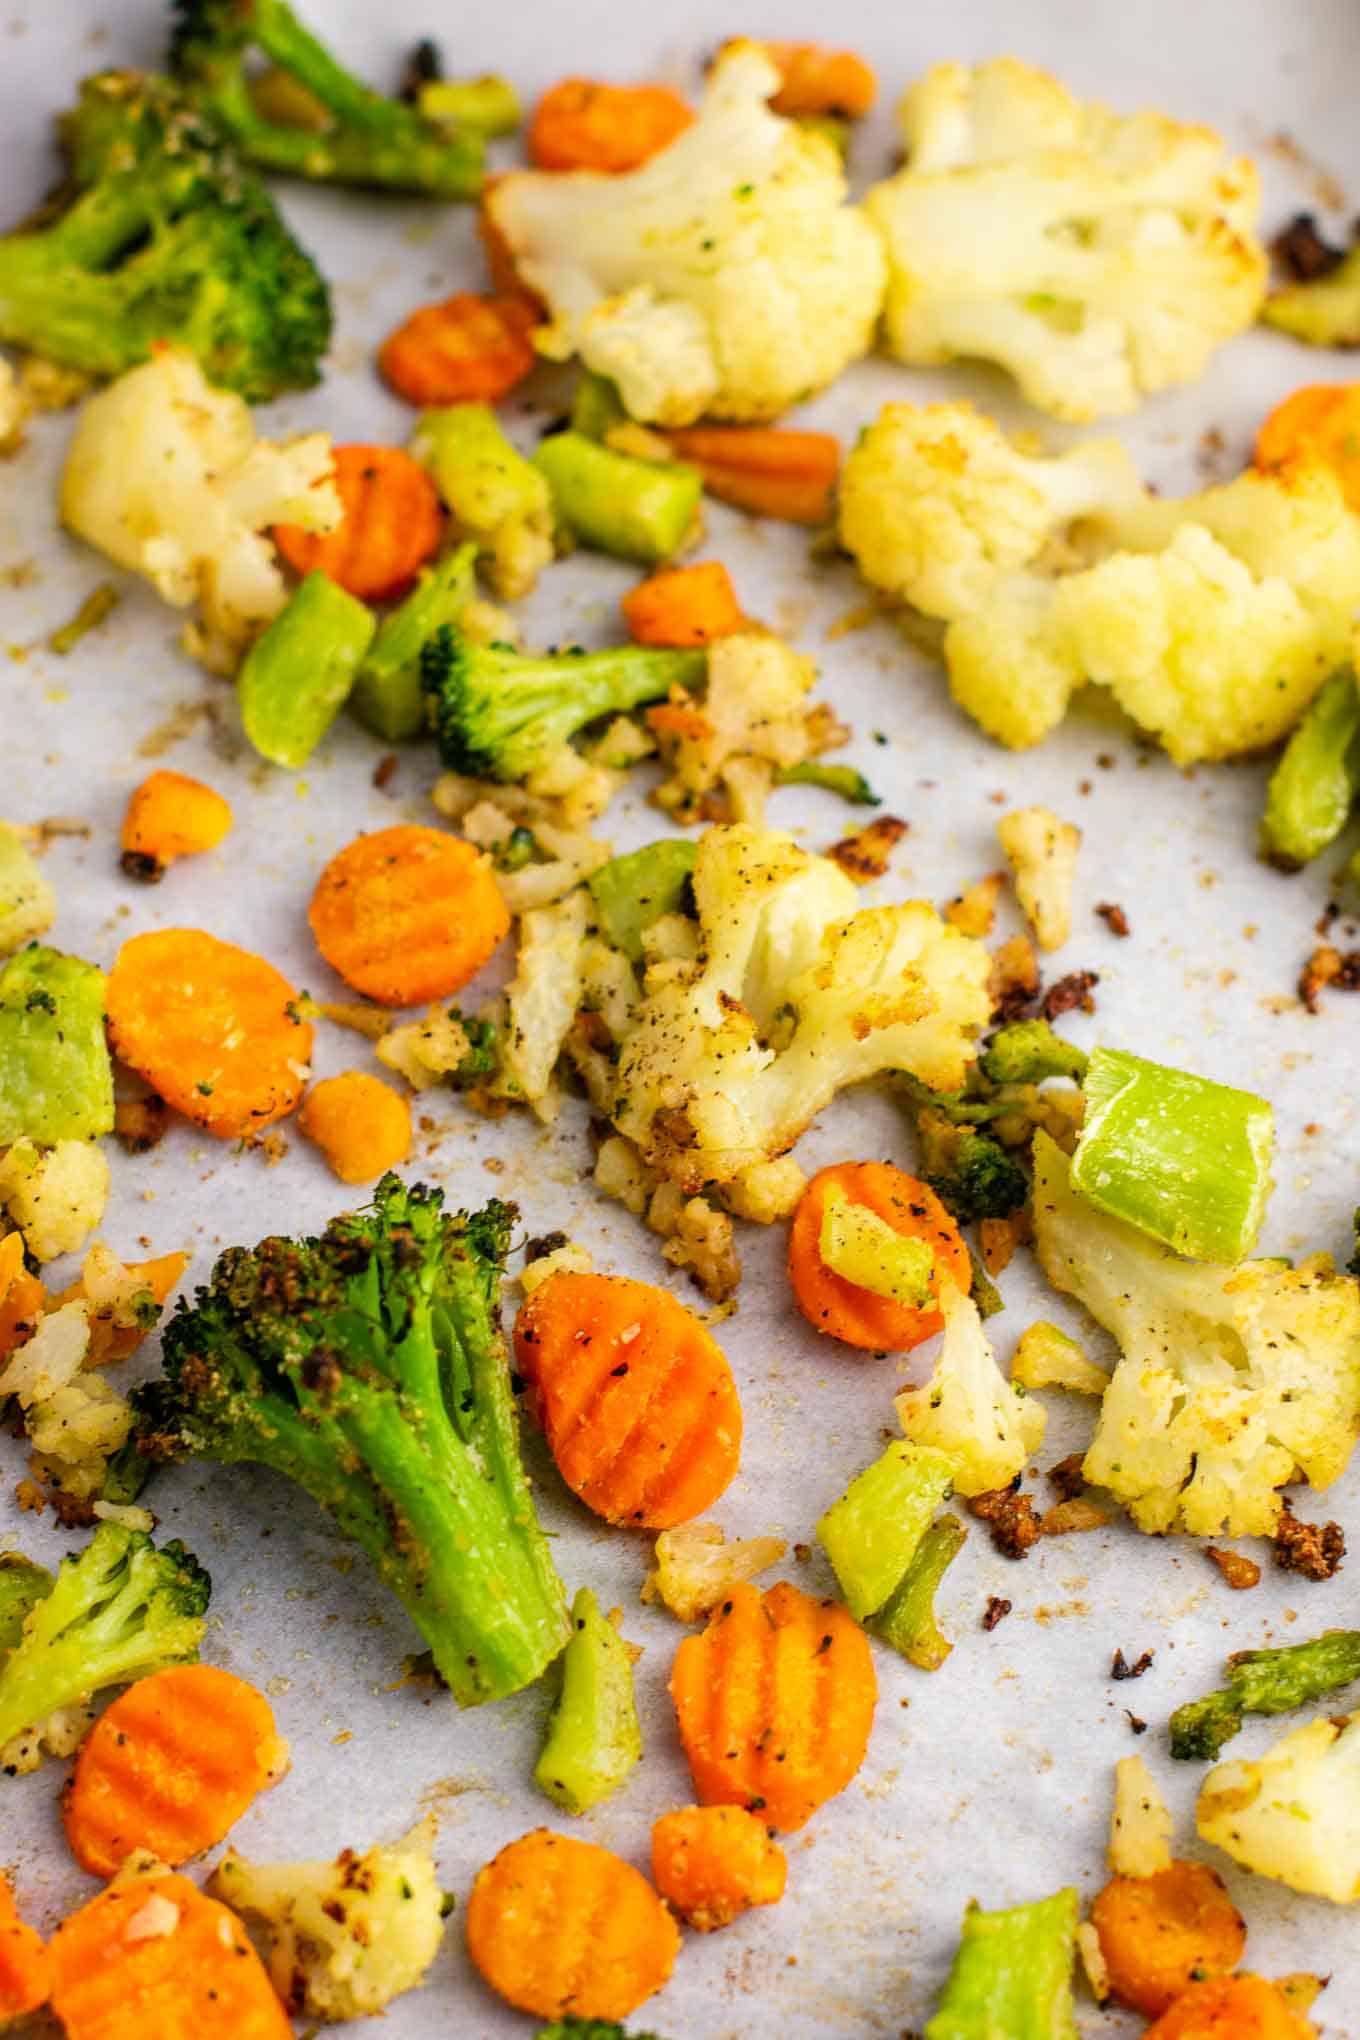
left=133, top=1173, right=569, bottom=1706
left=0, top=1554, right=54, bottom=1656
left=0, top=69, right=330, bottom=399
left=446, top=1010, right=500, bottom=1088
left=980, top=1018, right=1088, bottom=1087
left=917, top=1109, right=1031, bottom=1224
left=536, top=2024, right=668, bottom=2040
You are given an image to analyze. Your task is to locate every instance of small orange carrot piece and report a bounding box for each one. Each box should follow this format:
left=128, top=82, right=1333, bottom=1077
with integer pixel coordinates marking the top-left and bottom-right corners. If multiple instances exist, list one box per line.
left=670, top=1580, right=877, bottom=1831
left=0, top=1233, right=45, bottom=1362
left=308, top=824, right=510, bottom=1007
left=622, top=561, right=745, bottom=647
left=529, top=78, right=694, bottom=172
left=759, top=40, right=877, bottom=118
left=650, top=1805, right=786, bottom=1931
left=274, top=444, right=442, bottom=603
left=1143, top=1973, right=1316, bottom=2040
left=788, top=1161, right=971, bottom=1352
left=0, top=1873, right=51, bottom=2020
left=514, top=1269, right=742, bottom=1528
left=62, top=1664, right=290, bottom=1881
left=298, top=1071, right=412, bottom=1183
left=1255, top=383, right=1360, bottom=511
left=48, top=1869, right=292, bottom=2040
left=378, top=291, right=538, bottom=407
left=119, top=771, right=233, bottom=884
left=55, top=1249, right=189, bottom=1365
left=662, top=426, right=841, bottom=525
left=1092, top=1861, right=1246, bottom=2018
left=106, top=928, right=313, bottom=1141
left=465, top=1828, right=679, bottom=2022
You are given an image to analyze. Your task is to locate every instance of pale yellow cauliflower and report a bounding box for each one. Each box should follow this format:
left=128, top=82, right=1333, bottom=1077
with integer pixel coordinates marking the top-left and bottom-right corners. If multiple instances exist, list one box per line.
left=896, top=1278, right=1046, bottom=1494
left=1197, top=1712, right=1360, bottom=1904
left=0, top=825, right=56, bottom=956
left=0, top=1138, right=109, bottom=1263
left=652, top=630, right=822, bottom=825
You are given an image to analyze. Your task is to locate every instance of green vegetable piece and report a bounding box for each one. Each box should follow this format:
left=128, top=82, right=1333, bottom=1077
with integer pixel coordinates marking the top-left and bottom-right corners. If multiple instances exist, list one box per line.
left=587, top=840, right=698, bottom=964
left=536, top=2021, right=666, bottom=2040
left=534, top=1585, right=643, bottom=1814
left=350, top=545, right=476, bottom=742
left=533, top=432, right=702, bottom=564
left=1262, top=245, right=1360, bottom=348
left=965, top=1251, right=1004, bottom=1321
left=1261, top=667, right=1360, bottom=868
left=870, top=1514, right=967, bottom=1670
left=0, top=946, right=113, bottom=1146
left=925, top=1887, right=1079, bottom=2040
left=774, top=760, right=881, bottom=806
left=47, top=583, right=121, bottom=656
left=0, top=1554, right=54, bottom=1656
left=238, top=570, right=376, bottom=768
left=980, top=1019, right=1088, bottom=1087
left=819, top=1185, right=936, bottom=1310
left=816, top=1442, right=955, bottom=1621
left=570, top=372, right=627, bottom=443
left=417, top=76, right=521, bottom=137
left=0, top=825, right=55, bottom=957
left=415, top=406, right=548, bottom=528
left=1169, top=1628, right=1360, bottom=1761
left=915, top=1109, right=1029, bottom=1225
left=1071, top=1046, right=1274, bottom=1264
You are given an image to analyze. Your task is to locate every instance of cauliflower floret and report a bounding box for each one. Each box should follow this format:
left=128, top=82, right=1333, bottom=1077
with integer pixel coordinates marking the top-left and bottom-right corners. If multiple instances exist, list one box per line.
left=865, top=57, right=1266, bottom=421
left=0, top=1138, right=110, bottom=1263
left=1032, top=1131, right=1360, bottom=1535
left=520, top=1241, right=594, bottom=1298
left=1, top=1295, right=134, bottom=1508
left=643, top=1521, right=788, bottom=1623
left=1010, top=1319, right=1107, bottom=1396
left=1197, top=1712, right=1360, bottom=1904
left=211, top=1819, right=446, bottom=2021
left=1108, top=1754, right=1174, bottom=1878
left=896, top=1278, right=1046, bottom=1495
left=59, top=346, right=339, bottom=666
left=997, top=806, right=1081, bottom=953
left=0, top=823, right=56, bottom=956
left=500, top=889, right=591, bottom=1120
left=376, top=1008, right=475, bottom=1092
left=653, top=630, right=821, bottom=826
left=487, top=43, right=885, bottom=425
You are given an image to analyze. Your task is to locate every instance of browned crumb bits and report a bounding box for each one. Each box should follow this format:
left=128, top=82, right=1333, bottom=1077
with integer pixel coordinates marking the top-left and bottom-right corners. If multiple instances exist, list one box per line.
left=1039, top=1497, right=1110, bottom=1537
left=113, top=1091, right=171, bottom=1154
left=828, top=814, right=908, bottom=882
left=1041, top=970, right=1100, bottom=1022
left=968, top=1486, right=1042, bottom=1559
left=1111, top=1648, right=1154, bottom=1681
left=1048, top=1454, right=1087, bottom=1503
left=989, top=934, right=1040, bottom=1021
left=1299, top=945, right=1360, bottom=1010
left=1095, top=902, right=1130, bottom=938
left=1273, top=1499, right=1345, bottom=1580
left=372, top=752, right=399, bottom=791
left=1206, top=1546, right=1262, bottom=1590
left=981, top=1596, right=1012, bottom=1631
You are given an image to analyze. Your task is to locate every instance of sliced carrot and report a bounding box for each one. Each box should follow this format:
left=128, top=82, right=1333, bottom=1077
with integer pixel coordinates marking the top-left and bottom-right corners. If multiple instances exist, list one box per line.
left=669, top=1580, right=876, bottom=1831
left=1092, top=1861, right=1246, bottom=2018
left=308, top=824, right=510, bottom=1007
left=1143, top=1973, right=1315, bottom=2040
left=1255, top=383, right=1360, bottom=511
left=622, top=561, right=745, bottom=647
left=298, top=1071, right=412, bottom=1184
left=465, top=1829, right=679, bottom=2022
left=529, top=78, right=694, bottom=172
left=788, top=1162, right=971, bottom=1352
left=48, top=1869, right=292, bottom=2040
left=119, top=771, right=233, bottom=884
left=0, top=1873, right=50, bottom=2020
left=514, top=1269, right=742, bottom=1528
left=62, top=1664, right=289, bottom=1880
left=55, top=1249, right=190, bottom=1365
left=0, top=1233, right=46, bottom=1362
left=758, top=40, right=877, bottom=118
left=273, top=444, right=442, bottom=603
left=106, top=929, right=312, bottom=1141
left=662, top=426, right=841, bottom=525
left=650, top=1805, right=786, bottom=1931
left=378, top=291, right=538, bottom=407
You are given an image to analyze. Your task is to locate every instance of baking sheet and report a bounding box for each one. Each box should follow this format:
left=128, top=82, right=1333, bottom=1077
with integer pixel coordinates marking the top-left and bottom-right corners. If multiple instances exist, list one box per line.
left=3, top=0, right=1360, bottom=2030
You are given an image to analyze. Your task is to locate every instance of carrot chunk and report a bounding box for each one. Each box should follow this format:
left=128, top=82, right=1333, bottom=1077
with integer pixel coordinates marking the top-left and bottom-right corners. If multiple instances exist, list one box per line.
left=622, top=561, right=745, bottom=647
left=529, top=78, right=694, bottom=172
left=274, top=444, right=442, bottom=602
left=0, top=1233, right=46, bottom=1362
left=378, top=291, right=538, bottom=407
left=119, top=771, right=233, bottom=884
left=650, top=1805, right=786, bottom=1930
left=662, top=426, right=841, bottom=524
left=298, top=1071, right=412, bottom=1183
left=0, top=1873, right=51, bottom=2020
left=1092, top=1860, right=1246, bottom=2017
left=1255, top=382, right=1360, bottom=510
left=1143, top=1973, right=1316, bottom=2040
left=308, top=824, right=510, bottom=1006
left=788, top=1161, right=971, bottom=1352
left=759, top=40, right=877, bottom=117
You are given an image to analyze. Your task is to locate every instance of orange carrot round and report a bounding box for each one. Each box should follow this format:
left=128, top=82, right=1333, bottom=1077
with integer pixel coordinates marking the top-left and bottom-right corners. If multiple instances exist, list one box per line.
left=308, top=824, right=510, bottom=1006
left=759, top=40, right=877, bottom=118
left=119, top=771, right=232, bottom=884
left=669, top=1580, right=876, bottom=1831
left=106, top=929, right=313, bottom=1140
left=1255, top=383, right=1360, bottom=511
left=48, top=1869, right=292, bottom=2040
left=465, top=1829, right=679, bottom=2022
left=274, top=444, right=442, bottom=602
left=0, top=1873, right=50, bottom=2021
left=63, top=1664, right=289, bottom=1881
left=788, top=1162, right=971, bottom=1352
left=298, top=1071, right=412, bottom=1183
left=650, top=1805, right=786, bottom=1931
left=514, top=1270, right=742, bottom=1528
left=1092, top=1862, right=1246, bottom=2019
left=1142, top=1973, right=1315, bottom=2040
left=529, top=78, right=694, bottom=172
left=662, top=426, right=841, bottom=525
left=0, top=1233, right=45, bottom=1362
left=622, top=561, right=745, bottom=647
left=378, top=292, right=538, bottom=407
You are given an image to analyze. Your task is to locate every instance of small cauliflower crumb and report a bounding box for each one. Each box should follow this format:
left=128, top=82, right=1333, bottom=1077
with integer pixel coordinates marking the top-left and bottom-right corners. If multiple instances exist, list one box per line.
left=520, top=1241, right=594, bottom=1297
left=643, top=1521, right=788, bottom=1622
left=1011, top=1320, right=1108, bottom=1395
left=998, top=807, right=1081, bottom=953
left=1109, top=1753, right=1174, bottom=1878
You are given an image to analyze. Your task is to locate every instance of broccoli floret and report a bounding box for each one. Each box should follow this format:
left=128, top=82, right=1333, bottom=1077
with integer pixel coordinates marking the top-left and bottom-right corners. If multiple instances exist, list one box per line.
left=1169, top=1629, right=1360, bottom=1762
left=351, top=545, right=477, bottom=744
left=917, top=1109, right=1030, bottom=1224
left=420, top=625, right=706, bottom=784
left=170, top=0, right=492, bottom=196
left=537, top=2025, right=667, bottom=2040
left=448, top=1012, right=500, bottom=1089
left=132, top=1174, right=569, bottom=1705
left=980, top=1019, right=1088, bottom=1088
left=0, top=1522, right=209, bottom=1773
left=0, top=70, right=330, bottom=400
left=0, top=1554, right=54, bottom=1654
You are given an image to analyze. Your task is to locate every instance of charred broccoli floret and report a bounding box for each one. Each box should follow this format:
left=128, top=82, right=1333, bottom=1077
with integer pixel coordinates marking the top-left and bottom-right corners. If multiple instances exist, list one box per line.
left=917, top=1110, right=1031, bottom=1224
left=1169, top=1629, right=1360, bottom=1762
left=132, top=1174, right=568, bottom=1705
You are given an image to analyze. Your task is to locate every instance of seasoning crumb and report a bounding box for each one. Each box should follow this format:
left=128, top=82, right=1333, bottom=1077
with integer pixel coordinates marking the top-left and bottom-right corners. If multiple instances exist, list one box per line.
left=1206, top=1546, right=1262, bottom=1590
left=1111, top=1648, right=1154, bottom=1682
left=1124, top=1710, right=1148, bottom=1735
left=828, top=814, right=908, bottom=882
left=1299, top=944, right=1360, bottom=1010
left=1041, top=969, right=1099, bottom=1022
left=1048, top=1454, right=1087, bottom=1503
left=968, top=1486, right=1042, bottom=1559
left=793, top=1542, right=812, bottom=1564
left=1095, top=902, right=1130, bottom=938
left=1273, top=1499, right=1345, bottom=1581
left=372, top=752, right=398, bottom=791
left=981, top=1596, right=1012, bottom=1631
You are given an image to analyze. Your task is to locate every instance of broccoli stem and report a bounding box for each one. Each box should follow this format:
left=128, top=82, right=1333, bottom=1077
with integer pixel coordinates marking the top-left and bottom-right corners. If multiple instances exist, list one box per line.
left=534, top=1586, right=642, bottom=1814
left=817, top=1443, right=956, bottom=1622
left=238, top=572, right=377, bottom=768
left=774, top=761, right=881, bottom=806
left=417, top=77, right=521, bottom=137
left=533, top=432, right=703, bottom=565
left=587, top=840, right=698, bottom=964
left=1070, top=1047, right=1274, bottom=1264
left=1261, top=667, right=1360, bottom=868
left=1169, top=1629, right=1360, bottom=1761
left=925, top=1887, right=1079, bottom=2040
left=0, top=946, right=114, bottom=1147
left=980, top=1019, right=1087, bottom=1087
left=570, top=372, right=628, bottom=443
left=350, top=545, right=476, bottom=742
left=870, top=1514, right=967, bottom=1671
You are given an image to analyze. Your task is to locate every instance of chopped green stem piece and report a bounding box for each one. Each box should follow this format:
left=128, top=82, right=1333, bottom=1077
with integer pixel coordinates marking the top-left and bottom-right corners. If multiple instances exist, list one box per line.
left=819, top=1185, right=936, bottom=1310
left=534, top=1586, right=642, bottom=1814
left=1072, top=1046, right=1274, bottom=1264
left=350, top=545, right=475, bottom=742
left=238, top=571, right=376, bottom=768
left=965, top=1249, right=1004, bottom=1320
left=1261, top=667, right=1360, bottom=868
left=925, top=1887, right=1079, bottom=2040
left=0, top=1555, right=53, bottom=1656
left=0, top=946, right=113, bottom=1146
left=0, top=826, right=55, bottom=957
left=869, top=1514, right=967, bottom=1670
left=981, top=1019, right=1087, bottom=1087
left=412, top=407, right=553, bottom=596
left=495, top=826, right=540, bottom=874
left=1169, top=1628, right=1360, bottom=1761
left=587, top=840, right=697, bottom=964
left=536, top=2022, right=666, bottom=2040
left=417, top=76, right=521, bottom=137
left=533, top=432, right=702, bottom=564
left=47, top=583, right=121, bottom=656
left=1262, top=244, right=1360, bottom=347
left=569, top=372, right=627, bottom=443
left=774, top=761, right=881, bottom=806
left=448, top=1012, right=499, bottom=1089
left=817, top=1442, right=956, bottom=1621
